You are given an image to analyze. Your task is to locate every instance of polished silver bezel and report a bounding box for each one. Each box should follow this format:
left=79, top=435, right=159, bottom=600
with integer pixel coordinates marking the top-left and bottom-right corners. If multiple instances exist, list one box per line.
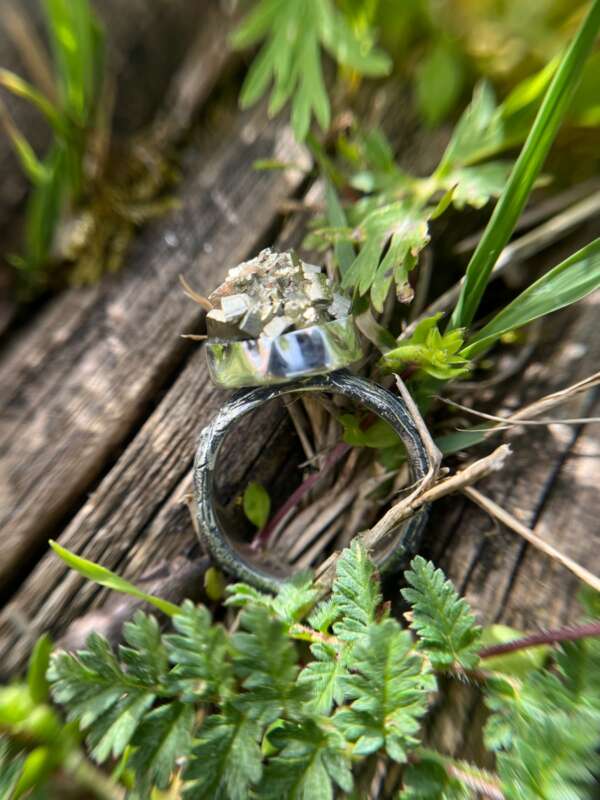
left=206, top=316, right=365, bottom=389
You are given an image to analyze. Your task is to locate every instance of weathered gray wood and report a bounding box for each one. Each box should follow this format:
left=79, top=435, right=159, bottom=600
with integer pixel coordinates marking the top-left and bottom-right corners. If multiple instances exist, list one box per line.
left=0, top=102, right=307, bottom=591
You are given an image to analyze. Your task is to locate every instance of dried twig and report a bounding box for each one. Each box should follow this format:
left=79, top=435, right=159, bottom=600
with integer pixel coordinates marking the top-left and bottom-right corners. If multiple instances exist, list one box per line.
left=463, top=486, right=600, bottom=592
left=283, top=397, right=315, bottom=462
left=365, top=445, right=510, bottom=545
left=315, top=445, right=512, bottom=591
left=439, top=396, right=600, bottom=428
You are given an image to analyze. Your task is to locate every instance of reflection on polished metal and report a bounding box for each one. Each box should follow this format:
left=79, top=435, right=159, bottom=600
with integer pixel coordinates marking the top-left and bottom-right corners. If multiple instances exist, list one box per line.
left=194, top=371, right=433, bottom=593
left=207, top=316, right=365, bottom=388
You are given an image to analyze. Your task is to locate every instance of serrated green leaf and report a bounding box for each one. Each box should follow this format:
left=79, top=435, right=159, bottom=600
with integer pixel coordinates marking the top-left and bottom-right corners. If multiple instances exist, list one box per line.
left=232, top=606, right=305, bottom=722
left=272, top=572, right=318, bottom=623
left=164, top=600, right=233, bottom=701
left=130, top=702, right=195, bottom=791
left=334, top=618, right=432, bottom=762
left=341, top=201, right=430, bottom=310
left=298, top=642, right=346, bottom=713
left=259, top=719, right=352, bottom=799
left=442, top=161, right=513, bottom=210
left=437, top=82, right=503, bottom=172
left=331, top=540, right=382, bottom=642
left=462, top=239, right=600, bottom=358
left=243, top=482, right=271, bottom=529
left=402, top=557, right=481, bottom=669
left=485, top=638, right=600, bottom=800
left=183, top=706, right=262, bottom=800
left=233, top=0, right=389, bottom=139
left=48, top=613, right=171, bottom=763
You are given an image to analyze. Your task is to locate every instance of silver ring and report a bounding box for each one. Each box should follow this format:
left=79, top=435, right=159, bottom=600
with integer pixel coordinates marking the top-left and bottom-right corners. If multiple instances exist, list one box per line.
left=193, top=370, right=432, bottom=592
left=206, top=315, right=364, bottom=388
left=192, top=249, right=432, bottom=590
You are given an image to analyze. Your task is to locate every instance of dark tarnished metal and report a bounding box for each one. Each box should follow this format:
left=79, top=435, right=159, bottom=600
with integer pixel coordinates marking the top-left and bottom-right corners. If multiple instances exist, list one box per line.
left=193, top=370, right=432, bottom=592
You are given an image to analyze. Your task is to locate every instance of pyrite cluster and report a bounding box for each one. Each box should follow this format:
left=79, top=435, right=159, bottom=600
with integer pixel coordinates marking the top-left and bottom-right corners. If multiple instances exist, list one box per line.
left=206, top=249, right=351, bottom=341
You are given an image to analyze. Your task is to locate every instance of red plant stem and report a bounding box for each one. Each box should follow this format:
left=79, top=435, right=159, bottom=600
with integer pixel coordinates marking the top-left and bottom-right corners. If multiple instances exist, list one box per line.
left=250, top=441, right=351, bottom=550
left=479, top=621, right=600, bottom=659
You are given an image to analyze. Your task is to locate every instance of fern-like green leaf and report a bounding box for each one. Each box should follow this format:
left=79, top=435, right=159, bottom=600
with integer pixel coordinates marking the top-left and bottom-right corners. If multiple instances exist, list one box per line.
left=129, top=702, right=195, bottom=791
left=164, top=601, right=233, bottom=702
left=485, top=639, right=600, bottom=800
left=340, top=200, right=431, bottom=311
left=183, top=706, right=262, bottom=800
left=402, top=557, right=482, bottom=669
left=331, top=539, right=382, bottom=642
left=48, top=613, right=169, bottom=763
left=334, top=618, right=433, bottom=762
left=259, top=719, right=352, bottom=800
left=232, top=0, right=390, bottom=140
left=297, top=641, right=346, bottom=713
left=232, top=606, right=306, bottom=722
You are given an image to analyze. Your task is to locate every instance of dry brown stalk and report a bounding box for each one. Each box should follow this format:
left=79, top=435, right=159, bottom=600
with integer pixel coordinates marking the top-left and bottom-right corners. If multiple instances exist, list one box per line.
left=463, top=486, right=600, bottom=592
left=315, top=444, right=512, bottom=591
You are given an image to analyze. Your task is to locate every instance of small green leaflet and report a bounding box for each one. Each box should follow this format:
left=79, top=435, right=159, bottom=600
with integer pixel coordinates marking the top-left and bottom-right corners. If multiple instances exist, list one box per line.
left=232, top=606, right=306, bottom=723
left=259, top=719, right=352, bottom=800
left=331, top=540, right=382, bottom=642
left=129, top=702, right=195, bottom=791
left=463, top=239, right=600, bottom=357
left=380, top=314, right=470, bottom=381
left=164, top=601, right=233, bottom=702
left=243, top=482, right=271, bottom=529
left=232, top=0, right=390, bottom=140
left=183, top=707, right=263, bottom=800
left=402, top=557, right=482, bottom=669
left=334, top=619, right=434, bottom=762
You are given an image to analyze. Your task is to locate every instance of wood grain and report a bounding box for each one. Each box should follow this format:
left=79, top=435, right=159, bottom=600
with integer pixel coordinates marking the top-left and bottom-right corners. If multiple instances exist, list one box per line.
left=0, top=102, right=307, bottom=593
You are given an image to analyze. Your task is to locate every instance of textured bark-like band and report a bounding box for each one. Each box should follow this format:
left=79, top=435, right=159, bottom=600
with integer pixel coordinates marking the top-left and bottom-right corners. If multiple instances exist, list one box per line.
left=193, top=370, right=432, bottom=592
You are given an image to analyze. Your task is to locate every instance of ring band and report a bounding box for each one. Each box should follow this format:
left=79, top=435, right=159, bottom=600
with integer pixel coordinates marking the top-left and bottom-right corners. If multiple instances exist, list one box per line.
left=206, top=316, right=364, bottom=389
left=193, top=369, right=432, bottom=592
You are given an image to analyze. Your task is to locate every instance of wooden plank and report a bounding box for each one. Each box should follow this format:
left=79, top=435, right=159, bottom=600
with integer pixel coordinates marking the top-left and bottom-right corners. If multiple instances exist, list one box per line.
left=0, top=202, right=313, bottom=677
left=0, top=342, right=303, bottom=674
left=0, top=103, right=308, bottom=592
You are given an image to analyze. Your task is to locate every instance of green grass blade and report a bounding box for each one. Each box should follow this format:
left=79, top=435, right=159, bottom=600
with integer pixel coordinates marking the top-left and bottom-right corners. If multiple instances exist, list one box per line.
left=0, top=70, right=65, bottom=135
left=462, top=239, right=600, bottom=357
left=49, top=540, right=180, bottom=617
left=449, top=0, right=600, bottom=330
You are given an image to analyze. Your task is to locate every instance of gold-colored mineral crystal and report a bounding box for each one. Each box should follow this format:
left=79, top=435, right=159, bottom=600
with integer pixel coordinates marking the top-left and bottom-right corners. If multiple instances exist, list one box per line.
left=206, top=249, right=351, bottom=340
